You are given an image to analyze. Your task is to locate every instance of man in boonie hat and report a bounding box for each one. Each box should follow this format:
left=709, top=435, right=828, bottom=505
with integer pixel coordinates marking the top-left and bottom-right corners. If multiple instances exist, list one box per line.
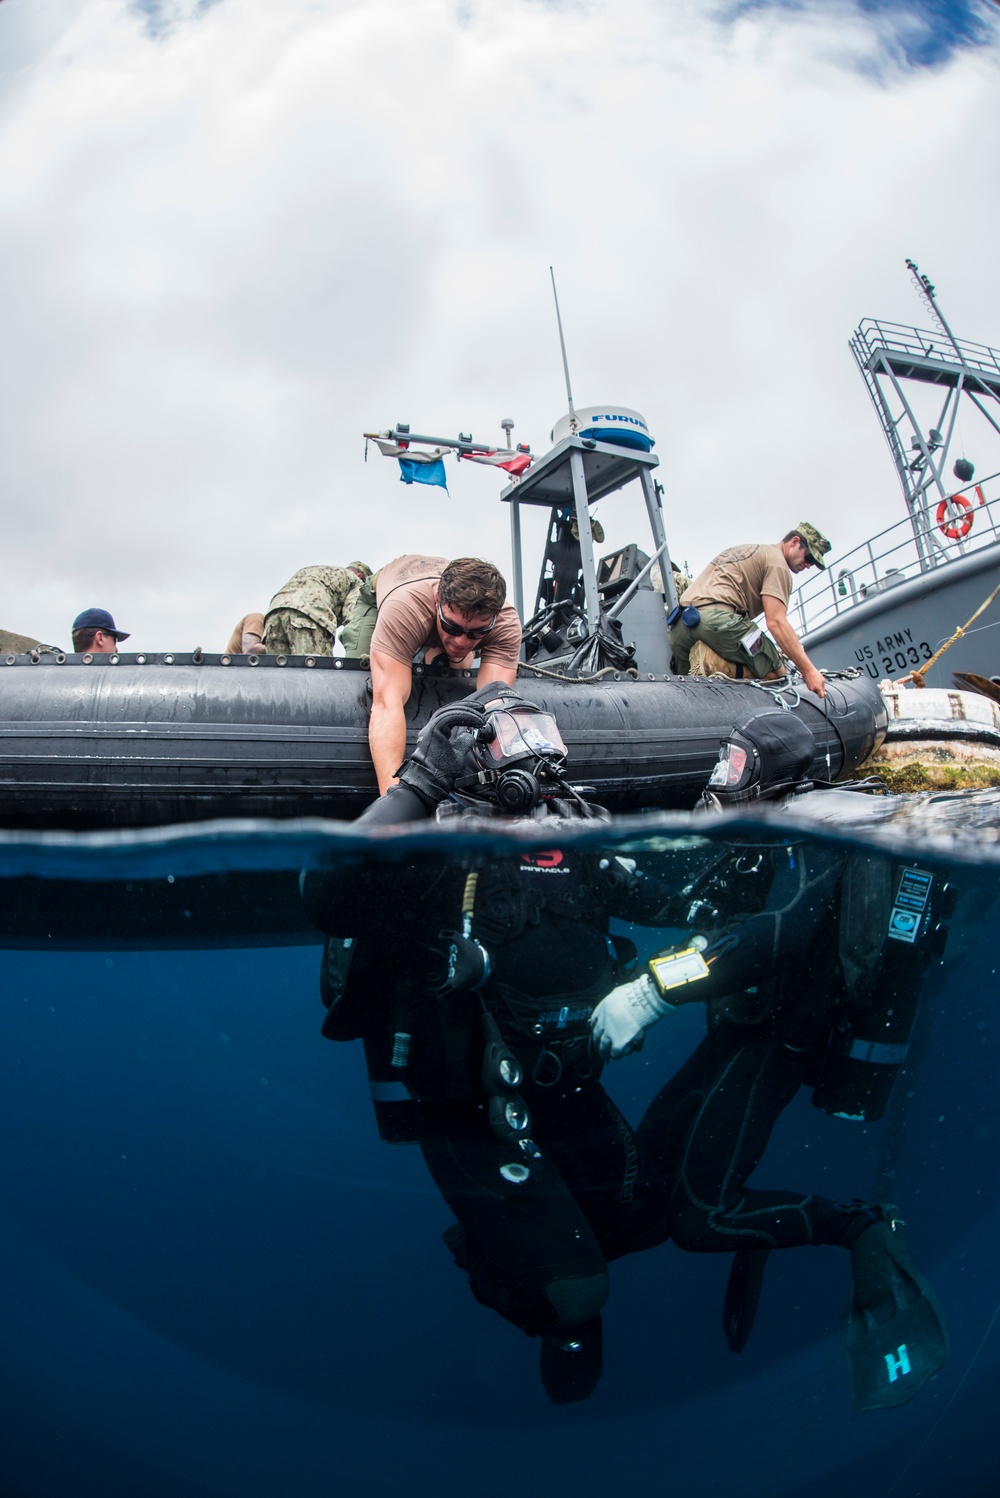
left=794, top=522, right=831, bottom=570
left=71, top=608, right=131, bottom=655
left=667, top=522, right=832, bottom=698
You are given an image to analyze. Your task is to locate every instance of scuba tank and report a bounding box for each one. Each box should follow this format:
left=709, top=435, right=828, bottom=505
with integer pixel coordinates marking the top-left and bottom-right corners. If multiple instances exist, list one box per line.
left=812, top=864, right=954, bottom=1122
left=364, top=1031, right=419, bottom=1146
left=319, top=934, right=421, bottom=1144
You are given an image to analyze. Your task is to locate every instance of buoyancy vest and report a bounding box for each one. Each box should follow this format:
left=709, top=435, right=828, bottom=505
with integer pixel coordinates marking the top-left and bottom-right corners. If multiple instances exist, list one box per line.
left=335, top=848, right=622, bottom=1101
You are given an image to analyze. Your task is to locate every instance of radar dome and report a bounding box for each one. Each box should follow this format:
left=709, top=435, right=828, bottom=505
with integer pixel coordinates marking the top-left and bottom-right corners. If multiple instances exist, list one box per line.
left=550, top=405, right=654, bottom=452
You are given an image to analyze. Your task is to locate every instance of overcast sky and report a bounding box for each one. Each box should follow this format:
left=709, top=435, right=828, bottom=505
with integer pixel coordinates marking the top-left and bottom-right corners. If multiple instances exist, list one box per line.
left=1, top=0, right=998, bottom=651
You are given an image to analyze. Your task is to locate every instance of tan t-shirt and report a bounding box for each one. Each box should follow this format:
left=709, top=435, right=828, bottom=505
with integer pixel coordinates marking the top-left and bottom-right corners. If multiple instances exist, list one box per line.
left=682, top=544, right=792, bottom=617
left=370, top=555, right=522, bottom=670
left=225, top=613, right=265, bottom=655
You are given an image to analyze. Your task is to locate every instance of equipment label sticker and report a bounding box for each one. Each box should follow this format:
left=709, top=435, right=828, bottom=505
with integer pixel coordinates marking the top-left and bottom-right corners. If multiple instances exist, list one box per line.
left=887, top=867, right=932, bottom=943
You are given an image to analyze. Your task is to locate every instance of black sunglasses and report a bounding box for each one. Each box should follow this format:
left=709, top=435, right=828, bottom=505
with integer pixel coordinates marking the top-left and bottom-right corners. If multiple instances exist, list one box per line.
left=437, top=603, right=496, bottom=641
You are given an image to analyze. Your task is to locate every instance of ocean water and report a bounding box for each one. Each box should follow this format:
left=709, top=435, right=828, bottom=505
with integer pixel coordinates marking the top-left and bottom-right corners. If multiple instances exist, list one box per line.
left=0, top=798, right=998, bottom=1498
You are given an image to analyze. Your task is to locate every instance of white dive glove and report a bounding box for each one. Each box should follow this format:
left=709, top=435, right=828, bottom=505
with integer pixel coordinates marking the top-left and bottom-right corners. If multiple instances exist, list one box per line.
left=590, top=973, right=676, bottom=1061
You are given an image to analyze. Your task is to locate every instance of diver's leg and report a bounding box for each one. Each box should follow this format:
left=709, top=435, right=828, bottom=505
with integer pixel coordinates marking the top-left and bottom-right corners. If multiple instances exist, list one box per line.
left=641, top=1029, right=864, bottom=1252
left=846, top=1209, right=949, bottom=1411
left=415, top=1099, right=609, bottom=1335
left=630, top=1034, right=726, bottom=1249
left=641, top=1030, right=948, bottom=1398
left=418, top=1097, right=608, bottom=1404
left=528, top=1077, right=643, bottom=1263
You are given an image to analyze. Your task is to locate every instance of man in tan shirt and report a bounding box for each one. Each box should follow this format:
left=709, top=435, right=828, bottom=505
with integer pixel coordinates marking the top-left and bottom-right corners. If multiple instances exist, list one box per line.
left=224, top=613, right=265, bottom=655
left=669, top=523, right=831, bottom=698
left=363, top=555, right=522, bottom=793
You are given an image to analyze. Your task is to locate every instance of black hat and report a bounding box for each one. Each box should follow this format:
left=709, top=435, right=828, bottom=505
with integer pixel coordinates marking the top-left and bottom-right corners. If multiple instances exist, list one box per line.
left=71, top=608, right=130, bottom=641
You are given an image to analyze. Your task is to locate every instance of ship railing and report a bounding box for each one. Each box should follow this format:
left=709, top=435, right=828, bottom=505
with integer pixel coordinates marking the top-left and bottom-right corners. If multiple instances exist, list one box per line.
left=793, top=472, right=1000, bottom=636
left=853, top=319, right=1000, bottom=387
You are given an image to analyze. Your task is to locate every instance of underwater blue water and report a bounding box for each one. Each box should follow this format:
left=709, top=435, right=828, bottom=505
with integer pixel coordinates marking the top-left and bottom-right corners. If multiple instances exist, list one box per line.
left=0, top=808, right=998, bottom=1498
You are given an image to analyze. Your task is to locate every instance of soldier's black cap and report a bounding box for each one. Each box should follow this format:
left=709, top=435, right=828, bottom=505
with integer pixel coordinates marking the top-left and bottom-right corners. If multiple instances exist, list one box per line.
left=72, top=608, right=130, bottom=641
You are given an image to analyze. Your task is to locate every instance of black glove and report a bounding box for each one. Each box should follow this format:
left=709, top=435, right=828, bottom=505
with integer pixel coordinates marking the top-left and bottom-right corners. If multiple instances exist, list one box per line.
left=397, top=702, right=487, bottom=807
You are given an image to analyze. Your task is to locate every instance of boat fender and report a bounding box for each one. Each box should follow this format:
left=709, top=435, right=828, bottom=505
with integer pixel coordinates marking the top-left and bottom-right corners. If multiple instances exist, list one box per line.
left=666, top=605, right=701, bottom=628
left=936, top=493, right=974, bottom=540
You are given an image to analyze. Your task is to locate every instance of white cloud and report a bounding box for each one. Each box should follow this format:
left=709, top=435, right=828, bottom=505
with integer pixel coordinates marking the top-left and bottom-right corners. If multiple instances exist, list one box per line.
left=0, top=0, right=997, bottom=649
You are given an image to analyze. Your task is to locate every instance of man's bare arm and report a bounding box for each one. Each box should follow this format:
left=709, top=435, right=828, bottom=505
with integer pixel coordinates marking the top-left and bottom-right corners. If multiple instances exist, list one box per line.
left=369, top=650, right=414, bottom=793
left=762, top=597, right=826, bottom=698
left=476, top=660, right=518, bottom=688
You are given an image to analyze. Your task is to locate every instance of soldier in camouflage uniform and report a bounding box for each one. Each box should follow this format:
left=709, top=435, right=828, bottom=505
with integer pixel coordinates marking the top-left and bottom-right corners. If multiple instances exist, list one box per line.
left=263, top=562, right=372, bottom=657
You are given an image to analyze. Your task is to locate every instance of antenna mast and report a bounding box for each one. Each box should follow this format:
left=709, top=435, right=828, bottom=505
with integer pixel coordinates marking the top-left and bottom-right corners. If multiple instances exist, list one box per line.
left=549, top=267, right=578, bottom=434
left=906, top=258, right=966, bottom=367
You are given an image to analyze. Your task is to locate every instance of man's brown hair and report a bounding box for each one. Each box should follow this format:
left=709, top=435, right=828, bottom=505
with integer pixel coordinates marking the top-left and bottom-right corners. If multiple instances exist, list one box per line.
left=72, top=628, right=98, bottom=653
left=438, top=558, right=507, bottom=617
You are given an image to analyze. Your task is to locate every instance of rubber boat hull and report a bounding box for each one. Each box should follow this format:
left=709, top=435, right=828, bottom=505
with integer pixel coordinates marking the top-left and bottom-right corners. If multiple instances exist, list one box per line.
left=0, top=653, right=887, bottom=830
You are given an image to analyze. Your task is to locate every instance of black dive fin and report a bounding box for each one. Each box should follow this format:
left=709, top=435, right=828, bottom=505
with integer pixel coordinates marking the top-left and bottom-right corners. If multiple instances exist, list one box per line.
left=847, top=1218, right=949, bottom=1412
left=540, top=1315, right=604, bottom=1405
left=723, top=1248, right=771, bottom=1353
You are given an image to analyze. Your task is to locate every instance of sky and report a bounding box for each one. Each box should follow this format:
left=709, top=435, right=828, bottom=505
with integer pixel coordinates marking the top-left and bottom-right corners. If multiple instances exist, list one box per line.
left=0, top=0, right=998, bottom=651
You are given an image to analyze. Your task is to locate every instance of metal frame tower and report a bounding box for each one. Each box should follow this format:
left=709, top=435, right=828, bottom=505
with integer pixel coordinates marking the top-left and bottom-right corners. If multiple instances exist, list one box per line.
left=850, top=260, right=1000, bottom=571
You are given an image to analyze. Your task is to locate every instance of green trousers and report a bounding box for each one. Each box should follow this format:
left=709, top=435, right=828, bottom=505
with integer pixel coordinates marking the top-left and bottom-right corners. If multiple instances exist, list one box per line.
left=263, top=609, right=335, bottom=657
left=668, top=605, right=783, bottom=678
left=338, top=578, right=378, bottom=659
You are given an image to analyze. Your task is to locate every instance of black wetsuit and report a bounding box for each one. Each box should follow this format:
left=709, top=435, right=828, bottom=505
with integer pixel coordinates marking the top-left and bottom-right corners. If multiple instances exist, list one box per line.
left=303, top=846, right=668, bottom=1338
left=631, top=838, right=940, bottom=1258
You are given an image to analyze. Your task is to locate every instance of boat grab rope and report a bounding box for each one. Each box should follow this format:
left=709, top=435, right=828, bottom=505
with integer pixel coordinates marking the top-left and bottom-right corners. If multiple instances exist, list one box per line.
left=699, top=671, right=797, bottom=708
left=896, top=576, right=1000, bottom=688
left=745, top=679, right=801, bottom=710
left=702, top=670, right=861, bottom=781
left=518, top=662, right=639, bottom=683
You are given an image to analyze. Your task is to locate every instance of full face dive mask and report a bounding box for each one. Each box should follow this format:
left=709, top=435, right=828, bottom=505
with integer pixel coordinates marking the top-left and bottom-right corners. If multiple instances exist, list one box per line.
left=469, top=700, right=570, bottom=813
left=701, top=710, right=815, bottom=808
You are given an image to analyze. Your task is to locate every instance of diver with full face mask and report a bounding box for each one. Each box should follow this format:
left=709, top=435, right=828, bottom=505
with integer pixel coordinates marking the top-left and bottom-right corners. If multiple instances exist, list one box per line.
left=302, top=684, right=679, bottom=1406
left=590, top=708, right=952, bottom=1412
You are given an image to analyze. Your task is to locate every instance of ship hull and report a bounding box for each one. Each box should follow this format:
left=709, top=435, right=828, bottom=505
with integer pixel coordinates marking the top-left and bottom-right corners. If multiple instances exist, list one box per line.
left=802, top=539, right=1000, bottom=687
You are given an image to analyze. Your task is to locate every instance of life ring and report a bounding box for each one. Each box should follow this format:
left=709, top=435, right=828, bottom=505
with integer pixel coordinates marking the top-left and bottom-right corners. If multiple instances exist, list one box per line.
left=937, top=493, right=974, bottom=540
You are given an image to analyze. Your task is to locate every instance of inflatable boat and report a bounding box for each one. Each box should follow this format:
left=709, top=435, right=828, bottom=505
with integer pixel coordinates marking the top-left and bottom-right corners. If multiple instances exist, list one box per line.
left=0, top=411, right=885, bottom=831
left=0, top=649, right=884, bottom=830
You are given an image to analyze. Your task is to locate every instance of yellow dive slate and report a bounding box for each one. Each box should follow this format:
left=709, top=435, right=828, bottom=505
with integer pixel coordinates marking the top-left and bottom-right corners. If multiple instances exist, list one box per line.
left=648, top=947, right=710, bottom=995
